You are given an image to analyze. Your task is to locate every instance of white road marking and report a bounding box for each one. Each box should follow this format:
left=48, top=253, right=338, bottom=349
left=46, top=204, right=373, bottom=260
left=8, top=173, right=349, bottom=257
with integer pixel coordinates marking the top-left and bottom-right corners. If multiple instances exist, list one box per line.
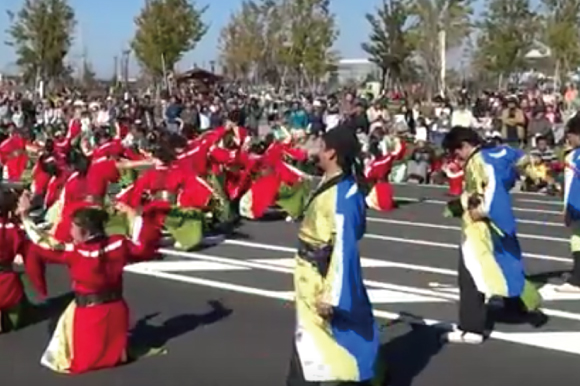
left=127, top=260, right=580, bottom=356
left=513, top=219, right=563, bottom=227
left=538, top=283, right=580, bottom=301
left=392, top=181, right=562, bottom=199
left=155, top=244, right=580, bottom=323
left=251, top=257, right=457, bottom=276
left=367, top=289, right=449, bottom=303
left=516, top=198, right=562, bottom=206
left=362, top=234, right=571, bottom=263
left=496, top=331, right=580, bottom=355
left=430, top=283, right=580, bottom=302
left=126, top=265, right=293, bottom=299
left=251, top=257, right=418, bottom=269
left=128, top=261, right=249, bottom=271
left=395, top=196, right=561, bottom=215
left=223, top=235, right=571, bottom=265
left=367, top=217, right=568, bottom=242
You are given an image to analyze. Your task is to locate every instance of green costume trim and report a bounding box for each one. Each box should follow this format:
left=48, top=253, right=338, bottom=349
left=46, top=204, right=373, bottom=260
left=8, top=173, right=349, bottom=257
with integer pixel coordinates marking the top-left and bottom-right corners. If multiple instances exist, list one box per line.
left=444, top=199, right=464, bottom=218
left=119, top=169, right=138, bottom=189
left=127, top=343, right=168, bottom=361
left=206, top=173, right=233, bottom=224
left=276, top=181, right=309, bottom=220
left=106, top=210, right=132, bottom=236
left=520, top=280, right=542, bottom=312
left=164, top=207, right=206, bottom=250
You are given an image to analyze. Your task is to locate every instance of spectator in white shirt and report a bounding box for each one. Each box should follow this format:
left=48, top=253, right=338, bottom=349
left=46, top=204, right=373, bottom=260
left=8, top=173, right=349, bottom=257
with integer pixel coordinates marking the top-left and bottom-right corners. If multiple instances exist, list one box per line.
left=41, top=100, right=64, bottom=125
left=96, top=105, right=110, bottom=127
left=451, top=101, right=477, bottom=128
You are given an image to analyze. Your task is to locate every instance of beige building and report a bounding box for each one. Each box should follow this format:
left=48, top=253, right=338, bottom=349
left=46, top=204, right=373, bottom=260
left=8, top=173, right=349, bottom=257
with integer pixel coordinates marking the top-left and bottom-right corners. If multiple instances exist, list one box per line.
left=336, top=58, right=380, bottom=84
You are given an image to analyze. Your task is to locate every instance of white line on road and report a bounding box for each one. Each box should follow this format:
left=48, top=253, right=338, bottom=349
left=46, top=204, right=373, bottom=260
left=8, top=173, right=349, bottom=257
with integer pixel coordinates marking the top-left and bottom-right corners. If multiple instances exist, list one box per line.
left=395, top=196, right=561, bottom=215
left=128, top=248, right=580, bottom=356
left=201, top=240, right=580, bottom=322
left=516, top=198, right=562, bottom=206
left=363, top=233, right=570, bottom=263
left=367, top=217, right=568, bottom=243
left=156, top=240, right=580, bottom=321
left=392, top=181, right=562, bottom=199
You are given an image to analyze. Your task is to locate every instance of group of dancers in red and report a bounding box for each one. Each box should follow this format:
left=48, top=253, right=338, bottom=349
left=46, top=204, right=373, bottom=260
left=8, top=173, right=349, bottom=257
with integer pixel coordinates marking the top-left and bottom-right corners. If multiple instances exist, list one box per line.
left=0, top=110, right=464, bottom=375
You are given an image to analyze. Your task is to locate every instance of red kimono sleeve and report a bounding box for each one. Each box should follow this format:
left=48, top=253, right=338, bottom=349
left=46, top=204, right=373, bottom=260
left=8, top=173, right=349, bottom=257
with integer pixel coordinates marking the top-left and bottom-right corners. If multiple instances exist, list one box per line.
left=125, top=222, right=161, bottom=263
left=210, top=146, right=236, bottom=164
left=284, top=146, right=308, bottom=162
left=22, top=218, right=70, bottom=296
left=87, top=159, right=120, bottom=197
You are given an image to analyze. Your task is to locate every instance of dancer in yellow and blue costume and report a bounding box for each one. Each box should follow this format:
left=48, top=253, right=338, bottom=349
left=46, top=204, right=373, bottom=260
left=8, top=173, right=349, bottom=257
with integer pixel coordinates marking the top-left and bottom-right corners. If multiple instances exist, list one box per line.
left=558, top=115, right=580, bottom=292
left=441, top=127, right=544, bottom=345
left=287, top=126, right=381, bottom=386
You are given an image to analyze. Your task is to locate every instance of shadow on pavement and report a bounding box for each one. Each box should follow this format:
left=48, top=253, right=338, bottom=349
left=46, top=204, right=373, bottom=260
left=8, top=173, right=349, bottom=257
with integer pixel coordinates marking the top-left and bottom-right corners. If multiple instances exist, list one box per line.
left=377, top=319, right=446, bottom=386
left=129, top=300, right=233, bottom=350
left=23, top=291, right=76, bottom=332
left=394, top=198, right=424, bottom=209
left=527, top=270, right=569, bottom=286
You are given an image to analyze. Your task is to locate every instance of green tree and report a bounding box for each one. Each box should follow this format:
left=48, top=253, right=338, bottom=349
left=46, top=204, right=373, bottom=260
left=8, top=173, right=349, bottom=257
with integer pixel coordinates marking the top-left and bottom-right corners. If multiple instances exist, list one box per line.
left=407, top=0, right=473, bottom=95
left=474, top=0, right=537, bottom=80
left=131, top=0, right=208, bottom=80
left=540, top=0, right=580, bottom=79
left=362, top=0, right=416, bottom=89
left=219, top=1, right=265, bottom=82
left=5, top=0, right=76, bottom=85
left=284, top=0, right=339, bottom=88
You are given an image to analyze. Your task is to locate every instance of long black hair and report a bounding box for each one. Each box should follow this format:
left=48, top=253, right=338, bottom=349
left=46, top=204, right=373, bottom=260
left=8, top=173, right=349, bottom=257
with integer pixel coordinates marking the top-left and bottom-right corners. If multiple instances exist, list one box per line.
left=321, top=126, right=362, bottom=176
left=66, top=147, right=90, bottom=177
left=38, top=139, right=60, bottom=177
left=72, top=207, right=109, bottom=237
left=442, top=126, right=483, bottom=154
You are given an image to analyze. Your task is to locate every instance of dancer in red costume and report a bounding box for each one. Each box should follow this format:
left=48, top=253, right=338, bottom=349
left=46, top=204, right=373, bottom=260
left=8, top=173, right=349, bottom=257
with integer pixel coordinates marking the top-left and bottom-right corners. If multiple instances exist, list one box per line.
left=442, top=157, right=464, bottom=196
left=0, top=188, right=44, bottom=333
left=49, top=148, right=153, bottom=243
left=30, top=139, right=66, bottom=211
left=0, top=125, right=33, bottom=181
left=19, top=198, right=161, bottom=374
left=116, top=141, right=228, bottom=250
left=365, top=153, right=396, bottom=211
left=239, top=136, right=310, bottom=220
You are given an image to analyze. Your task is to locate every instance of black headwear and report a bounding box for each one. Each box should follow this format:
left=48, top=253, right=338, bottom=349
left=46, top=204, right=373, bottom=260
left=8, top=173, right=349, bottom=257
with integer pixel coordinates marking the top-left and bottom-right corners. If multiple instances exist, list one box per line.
left=442, top=126, right=482, bottom=154
left=321, top=125, right=361, bottom=175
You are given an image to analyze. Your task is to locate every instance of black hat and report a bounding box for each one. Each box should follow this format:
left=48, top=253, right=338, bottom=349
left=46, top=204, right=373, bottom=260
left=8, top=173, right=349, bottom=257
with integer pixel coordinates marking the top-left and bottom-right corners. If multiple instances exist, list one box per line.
left=321, top=125, right=361, bottom=173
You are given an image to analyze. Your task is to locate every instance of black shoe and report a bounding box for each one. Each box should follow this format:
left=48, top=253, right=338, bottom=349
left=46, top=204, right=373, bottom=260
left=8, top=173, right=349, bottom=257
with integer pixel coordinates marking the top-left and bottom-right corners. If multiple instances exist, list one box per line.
left=527, top=310, right=549, bottom=328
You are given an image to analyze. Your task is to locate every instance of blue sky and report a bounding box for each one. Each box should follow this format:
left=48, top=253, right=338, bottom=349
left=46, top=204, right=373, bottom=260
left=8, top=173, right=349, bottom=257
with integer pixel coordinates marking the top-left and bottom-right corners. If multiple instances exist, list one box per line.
left=0, top=0, right=390, bottom=77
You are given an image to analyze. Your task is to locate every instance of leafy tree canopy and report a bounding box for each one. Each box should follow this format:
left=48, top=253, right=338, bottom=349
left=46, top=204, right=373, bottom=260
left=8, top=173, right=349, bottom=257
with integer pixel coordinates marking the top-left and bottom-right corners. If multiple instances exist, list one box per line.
left=362, top=0, right=416, bottom=87
left=131, top=0, right=208, bottom=79
left=5, top=0, right=76, bottom=84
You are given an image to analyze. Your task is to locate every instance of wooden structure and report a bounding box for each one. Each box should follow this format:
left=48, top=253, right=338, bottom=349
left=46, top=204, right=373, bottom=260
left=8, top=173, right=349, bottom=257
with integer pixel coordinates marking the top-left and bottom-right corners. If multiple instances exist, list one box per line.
left=174, top=68, right=223, bottom=88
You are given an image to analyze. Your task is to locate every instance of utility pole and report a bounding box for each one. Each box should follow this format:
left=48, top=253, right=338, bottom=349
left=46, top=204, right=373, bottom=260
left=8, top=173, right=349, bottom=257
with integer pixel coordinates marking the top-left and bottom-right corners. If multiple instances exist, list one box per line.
left=121, top=49, right=131, bottom=87
left=113, top=56, right=119, bottom=85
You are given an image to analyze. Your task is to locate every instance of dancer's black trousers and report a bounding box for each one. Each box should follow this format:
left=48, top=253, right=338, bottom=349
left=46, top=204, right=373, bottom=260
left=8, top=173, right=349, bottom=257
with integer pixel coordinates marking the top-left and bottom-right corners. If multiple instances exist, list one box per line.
left=458, top=255, right=487, bottom=335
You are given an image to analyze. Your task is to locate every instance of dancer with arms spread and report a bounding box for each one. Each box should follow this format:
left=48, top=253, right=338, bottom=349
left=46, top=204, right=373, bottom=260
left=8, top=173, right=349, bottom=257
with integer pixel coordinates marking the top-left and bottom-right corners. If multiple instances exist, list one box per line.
left=18, top=194, right=161, bottom=374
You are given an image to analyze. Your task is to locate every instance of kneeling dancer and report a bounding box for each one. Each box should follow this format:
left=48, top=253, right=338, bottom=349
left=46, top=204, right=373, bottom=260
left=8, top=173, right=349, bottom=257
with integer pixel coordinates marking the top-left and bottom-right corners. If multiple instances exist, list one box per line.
left=19, top=195, right=161, bottom=374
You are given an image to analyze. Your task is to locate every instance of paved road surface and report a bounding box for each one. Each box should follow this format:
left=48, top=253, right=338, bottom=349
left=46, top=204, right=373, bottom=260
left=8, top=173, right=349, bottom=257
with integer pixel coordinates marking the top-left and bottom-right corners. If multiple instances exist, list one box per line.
left=3, top=183, right=580, bottom=386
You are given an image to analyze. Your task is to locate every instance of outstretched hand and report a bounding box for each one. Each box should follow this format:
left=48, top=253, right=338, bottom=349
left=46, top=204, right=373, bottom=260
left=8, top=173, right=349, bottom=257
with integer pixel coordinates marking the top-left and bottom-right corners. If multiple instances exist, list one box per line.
left=16, top=190, right=31, bottom=216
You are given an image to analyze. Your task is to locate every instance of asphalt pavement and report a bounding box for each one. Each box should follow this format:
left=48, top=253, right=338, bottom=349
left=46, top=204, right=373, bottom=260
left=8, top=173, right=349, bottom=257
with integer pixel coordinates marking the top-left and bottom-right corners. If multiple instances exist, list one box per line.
left=3, top=183, right=580, bottom=386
